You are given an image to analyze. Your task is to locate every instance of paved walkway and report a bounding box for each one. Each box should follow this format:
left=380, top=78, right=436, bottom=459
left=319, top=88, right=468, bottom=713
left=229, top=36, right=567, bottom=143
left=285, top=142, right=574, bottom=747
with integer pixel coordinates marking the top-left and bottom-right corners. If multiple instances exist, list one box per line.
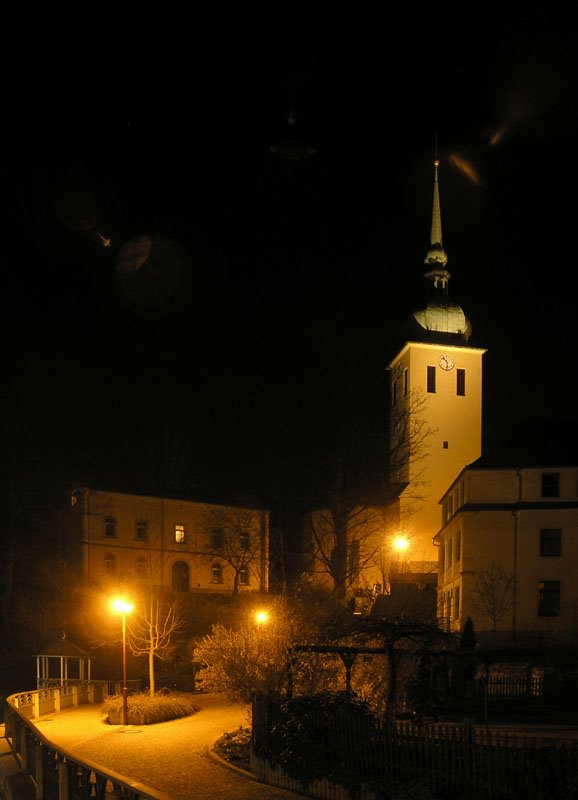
left=29, top=693, right=300, bottom=800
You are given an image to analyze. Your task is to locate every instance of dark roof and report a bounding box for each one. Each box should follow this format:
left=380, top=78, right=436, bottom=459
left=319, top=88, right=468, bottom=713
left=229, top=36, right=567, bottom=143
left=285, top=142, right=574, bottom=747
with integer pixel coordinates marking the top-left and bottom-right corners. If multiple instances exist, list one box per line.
left=470, top=421, right=578, bottom=469
left=35, top=637, right=91, bottom=658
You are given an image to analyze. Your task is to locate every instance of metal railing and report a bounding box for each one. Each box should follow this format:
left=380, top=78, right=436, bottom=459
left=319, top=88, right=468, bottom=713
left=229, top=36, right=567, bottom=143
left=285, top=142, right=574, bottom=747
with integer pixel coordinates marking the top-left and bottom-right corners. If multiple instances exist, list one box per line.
left=2, top=683, right=170, bottom=800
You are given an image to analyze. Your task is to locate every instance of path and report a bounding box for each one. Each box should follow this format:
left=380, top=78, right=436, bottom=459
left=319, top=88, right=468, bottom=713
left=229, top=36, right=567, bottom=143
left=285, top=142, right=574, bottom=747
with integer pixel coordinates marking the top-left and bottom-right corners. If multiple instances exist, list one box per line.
left=31, top=693, right=300, bottom=800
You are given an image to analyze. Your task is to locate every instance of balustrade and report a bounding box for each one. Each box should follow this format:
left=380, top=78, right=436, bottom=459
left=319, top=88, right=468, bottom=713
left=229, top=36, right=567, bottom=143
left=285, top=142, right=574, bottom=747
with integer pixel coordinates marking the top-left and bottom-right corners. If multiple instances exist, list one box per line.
left=1, top=682, right=166, bottom=800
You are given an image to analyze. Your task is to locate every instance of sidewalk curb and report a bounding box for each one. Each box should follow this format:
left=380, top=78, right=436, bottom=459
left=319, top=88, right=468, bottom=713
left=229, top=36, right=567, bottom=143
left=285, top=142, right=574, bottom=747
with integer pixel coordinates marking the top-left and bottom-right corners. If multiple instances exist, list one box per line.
left=207, top=746, right=257, bottom=782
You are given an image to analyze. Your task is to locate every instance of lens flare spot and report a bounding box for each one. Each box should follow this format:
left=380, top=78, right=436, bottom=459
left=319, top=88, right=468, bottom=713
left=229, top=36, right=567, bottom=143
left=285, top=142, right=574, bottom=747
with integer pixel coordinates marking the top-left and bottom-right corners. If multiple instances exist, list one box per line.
left=449, top=153, right=481, bottom=186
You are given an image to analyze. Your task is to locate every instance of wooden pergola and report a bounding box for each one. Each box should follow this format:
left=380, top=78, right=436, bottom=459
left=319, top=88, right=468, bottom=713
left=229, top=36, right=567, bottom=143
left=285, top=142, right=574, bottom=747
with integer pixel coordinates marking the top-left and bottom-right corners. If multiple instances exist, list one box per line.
left=35, top=633, right=92, bottom=688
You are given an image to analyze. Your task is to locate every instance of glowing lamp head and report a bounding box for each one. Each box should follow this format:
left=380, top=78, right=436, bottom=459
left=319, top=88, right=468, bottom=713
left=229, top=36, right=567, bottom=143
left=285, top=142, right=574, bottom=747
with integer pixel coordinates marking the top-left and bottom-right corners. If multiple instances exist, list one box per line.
left=112, top=598, right=134, bottom=615
left=255, top=610, right=269, bottom=626
left=392, top=536, right=409, bottom=554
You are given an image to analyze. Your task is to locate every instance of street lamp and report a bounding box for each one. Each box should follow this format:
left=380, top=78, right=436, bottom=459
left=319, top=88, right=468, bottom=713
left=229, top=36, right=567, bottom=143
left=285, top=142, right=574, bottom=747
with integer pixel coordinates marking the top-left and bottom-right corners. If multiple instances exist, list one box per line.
left=111, top=597, right=134, bottom=725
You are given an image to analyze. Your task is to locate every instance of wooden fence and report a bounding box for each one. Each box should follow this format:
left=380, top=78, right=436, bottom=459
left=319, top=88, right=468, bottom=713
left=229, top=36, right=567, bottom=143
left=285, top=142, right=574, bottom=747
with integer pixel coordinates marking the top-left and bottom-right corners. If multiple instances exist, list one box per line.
left=252, top=694, right=578, bottom=800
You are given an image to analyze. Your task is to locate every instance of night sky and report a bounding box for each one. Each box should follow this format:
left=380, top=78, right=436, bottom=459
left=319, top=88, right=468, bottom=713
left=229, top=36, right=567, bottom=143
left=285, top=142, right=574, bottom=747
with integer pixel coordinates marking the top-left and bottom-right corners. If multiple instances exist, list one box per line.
left=2, top=5, right=577, bottom=504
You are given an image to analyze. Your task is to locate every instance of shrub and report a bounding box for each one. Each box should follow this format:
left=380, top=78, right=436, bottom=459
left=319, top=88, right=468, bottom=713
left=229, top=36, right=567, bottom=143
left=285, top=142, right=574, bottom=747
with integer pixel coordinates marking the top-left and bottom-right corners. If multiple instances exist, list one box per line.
left=102, top=689, right=199, bottom=725
left=260, top=692, right=379, bottom=790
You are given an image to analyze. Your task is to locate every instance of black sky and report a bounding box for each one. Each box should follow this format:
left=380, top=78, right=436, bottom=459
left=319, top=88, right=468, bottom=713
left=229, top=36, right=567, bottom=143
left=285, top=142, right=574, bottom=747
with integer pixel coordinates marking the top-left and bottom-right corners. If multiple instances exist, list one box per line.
left=2, top=5, right=578, bottom=501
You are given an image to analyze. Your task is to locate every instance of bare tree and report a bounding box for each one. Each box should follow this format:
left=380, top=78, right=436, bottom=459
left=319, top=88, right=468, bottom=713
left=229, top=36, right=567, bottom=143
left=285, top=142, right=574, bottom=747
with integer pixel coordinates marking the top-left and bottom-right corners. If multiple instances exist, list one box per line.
left=305, top=388, right=434, bottom=606
left=126, top=589, right=184, bottom=695
left=470, top=562, right=515, bottom=635
left=198, top=503, right=267, bottom=595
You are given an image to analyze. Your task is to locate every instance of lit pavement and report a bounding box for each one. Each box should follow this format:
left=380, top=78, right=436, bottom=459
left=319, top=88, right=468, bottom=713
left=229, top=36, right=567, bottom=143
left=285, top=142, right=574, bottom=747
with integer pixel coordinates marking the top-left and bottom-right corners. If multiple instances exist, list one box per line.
left=31, top=693, right=300, bottom=800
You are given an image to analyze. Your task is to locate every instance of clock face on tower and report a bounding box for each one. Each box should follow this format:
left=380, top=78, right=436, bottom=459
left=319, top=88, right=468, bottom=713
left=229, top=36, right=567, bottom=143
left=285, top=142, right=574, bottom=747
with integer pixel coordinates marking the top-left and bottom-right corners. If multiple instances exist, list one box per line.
left=438, top=354, right=455, bottom=371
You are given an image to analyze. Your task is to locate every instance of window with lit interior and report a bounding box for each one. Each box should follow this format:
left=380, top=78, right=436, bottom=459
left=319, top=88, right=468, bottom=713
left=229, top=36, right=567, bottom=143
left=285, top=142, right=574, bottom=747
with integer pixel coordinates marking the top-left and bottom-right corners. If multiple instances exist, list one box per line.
left=175, top=524, right=186, bottom=543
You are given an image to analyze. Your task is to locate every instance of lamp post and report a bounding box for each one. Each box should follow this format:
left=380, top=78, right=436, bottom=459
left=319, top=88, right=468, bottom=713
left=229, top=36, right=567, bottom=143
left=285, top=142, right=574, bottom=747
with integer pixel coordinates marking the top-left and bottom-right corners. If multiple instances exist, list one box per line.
left=111, top=597, right=134, bottom=726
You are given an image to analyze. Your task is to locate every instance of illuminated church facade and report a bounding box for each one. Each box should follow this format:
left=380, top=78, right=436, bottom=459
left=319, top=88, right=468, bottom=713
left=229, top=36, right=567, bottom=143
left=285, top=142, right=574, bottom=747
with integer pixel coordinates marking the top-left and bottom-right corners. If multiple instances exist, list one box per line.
left=387, top=159, right=486, bottom=569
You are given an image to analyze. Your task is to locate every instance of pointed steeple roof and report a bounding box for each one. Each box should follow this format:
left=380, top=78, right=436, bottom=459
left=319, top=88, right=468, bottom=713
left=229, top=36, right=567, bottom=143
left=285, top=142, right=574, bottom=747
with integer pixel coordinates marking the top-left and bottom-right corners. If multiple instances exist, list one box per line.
left=424, top=158, right=448, bottom=269
left=401, top=156, right=472, bottom=344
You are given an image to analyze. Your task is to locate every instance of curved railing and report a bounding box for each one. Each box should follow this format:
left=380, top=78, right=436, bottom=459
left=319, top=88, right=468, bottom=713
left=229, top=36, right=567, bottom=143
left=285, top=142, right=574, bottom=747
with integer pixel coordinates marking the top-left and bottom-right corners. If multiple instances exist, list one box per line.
left=2, top=683, right=171, bottom=800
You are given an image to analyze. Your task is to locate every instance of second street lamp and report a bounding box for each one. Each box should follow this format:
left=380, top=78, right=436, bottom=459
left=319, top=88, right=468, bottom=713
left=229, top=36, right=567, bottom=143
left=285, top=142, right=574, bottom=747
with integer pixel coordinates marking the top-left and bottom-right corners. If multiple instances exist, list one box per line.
left=111, top=597, right=134, bottom=726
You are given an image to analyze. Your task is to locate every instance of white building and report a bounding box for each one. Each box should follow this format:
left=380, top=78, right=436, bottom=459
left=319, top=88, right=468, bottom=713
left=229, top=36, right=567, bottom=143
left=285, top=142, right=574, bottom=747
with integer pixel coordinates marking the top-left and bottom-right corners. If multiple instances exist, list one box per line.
left=435, top=426, right=578, bottom=640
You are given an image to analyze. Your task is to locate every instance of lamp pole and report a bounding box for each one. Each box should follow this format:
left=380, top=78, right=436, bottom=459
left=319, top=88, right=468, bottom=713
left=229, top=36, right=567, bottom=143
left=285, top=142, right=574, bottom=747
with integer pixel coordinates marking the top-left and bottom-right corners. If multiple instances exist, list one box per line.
left=112, top=598, right=134, bottom=726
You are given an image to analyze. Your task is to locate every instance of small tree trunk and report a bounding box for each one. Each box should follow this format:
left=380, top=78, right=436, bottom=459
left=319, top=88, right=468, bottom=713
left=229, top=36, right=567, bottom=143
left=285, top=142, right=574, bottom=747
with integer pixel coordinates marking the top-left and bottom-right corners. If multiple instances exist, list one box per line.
left=149, top=647, right=155, bottom=695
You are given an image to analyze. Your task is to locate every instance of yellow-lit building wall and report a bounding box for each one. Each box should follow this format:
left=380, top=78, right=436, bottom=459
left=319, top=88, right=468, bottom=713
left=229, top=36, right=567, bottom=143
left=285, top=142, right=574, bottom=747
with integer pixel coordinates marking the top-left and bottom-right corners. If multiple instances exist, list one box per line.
left=436, top=466, right=578, bottom=637
left=388, top=341, right=485, bottom=565
left=66, top=487, right=269, bottom=595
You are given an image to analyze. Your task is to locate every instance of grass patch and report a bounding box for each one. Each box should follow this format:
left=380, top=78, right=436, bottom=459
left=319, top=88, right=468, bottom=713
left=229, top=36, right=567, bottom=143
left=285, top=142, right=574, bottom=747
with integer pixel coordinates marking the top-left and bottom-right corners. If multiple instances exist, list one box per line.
left=102, top=689, right=200, bottom=725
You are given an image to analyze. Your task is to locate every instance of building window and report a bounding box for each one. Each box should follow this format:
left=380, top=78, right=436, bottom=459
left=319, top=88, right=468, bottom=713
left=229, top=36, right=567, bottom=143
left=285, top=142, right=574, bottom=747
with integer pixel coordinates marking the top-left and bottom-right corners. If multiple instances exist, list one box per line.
left=104, top=517, right=117, bottom=538
left=135, top=557, right=147, bottom=577
left=239, top=532, right=250, bottom=550
left=540, top=529, right=562, bottom=557
left=239, top=567, right=249, bottom=586
left=538, top=580, right=560, bottom=617
left=403, top=368, right=408, bottom=396
left=136, top=520, right=148, bottom=541
left=442, top=441, right=449, bottom=449
left=239, top=568, right=249, bottom=586
left=104, top=554, right=116, bottom=575
left=447, top=538, right=453, bottom=566
left=392, top=379, right=397, bottom=407
left=211, top=528, right=224, bottom=550
left=211, top=563, right=223, bottom=583
left=172, top=561, right=189, bottom=592
left=455, top=530, right=461, bottom=562
left=175, top=524, right=186, bottom=543
left=456, top=368, right=466, bottom=396
left=541, top=472, right=560, bottom=498
left=454, top=586, right=460, bottom=619
left=439, top=544, right=445, bottom=572
left=427, top=366, right=436, bottom=393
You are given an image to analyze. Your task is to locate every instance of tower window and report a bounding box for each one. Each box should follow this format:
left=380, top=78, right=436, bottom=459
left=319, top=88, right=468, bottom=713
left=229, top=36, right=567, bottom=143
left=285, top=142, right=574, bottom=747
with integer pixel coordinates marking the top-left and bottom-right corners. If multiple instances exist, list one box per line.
left=427, top=366, right=436, bottom=393
left=540, top=529, right=561, bottom=557
left=442, top=441, right=449, bottom=449
left=456, top=368, right=466, bottom=396
left=541, top=473, right=560, bottom=498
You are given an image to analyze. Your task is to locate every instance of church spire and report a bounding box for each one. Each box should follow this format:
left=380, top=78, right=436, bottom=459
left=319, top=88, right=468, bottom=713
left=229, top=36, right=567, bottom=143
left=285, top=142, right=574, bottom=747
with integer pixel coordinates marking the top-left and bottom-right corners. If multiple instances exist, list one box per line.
left=423, top=155, right=450, bottom=298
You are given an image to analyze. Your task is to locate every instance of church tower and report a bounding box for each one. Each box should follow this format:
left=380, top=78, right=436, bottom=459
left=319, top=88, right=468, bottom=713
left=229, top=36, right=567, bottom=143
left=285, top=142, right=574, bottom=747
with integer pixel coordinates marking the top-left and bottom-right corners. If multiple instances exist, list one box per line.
left=388, top=158, right=486, bottom=568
